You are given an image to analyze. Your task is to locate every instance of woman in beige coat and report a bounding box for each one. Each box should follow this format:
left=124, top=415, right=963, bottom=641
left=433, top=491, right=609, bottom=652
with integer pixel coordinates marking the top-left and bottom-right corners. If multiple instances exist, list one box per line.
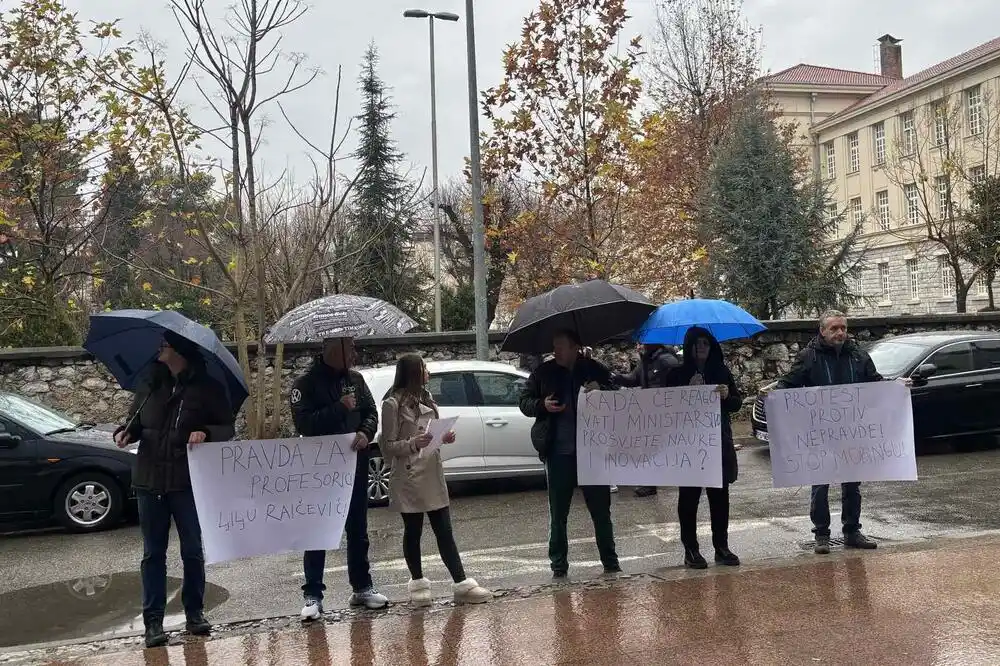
left=381, top=354, right=492, bottom=606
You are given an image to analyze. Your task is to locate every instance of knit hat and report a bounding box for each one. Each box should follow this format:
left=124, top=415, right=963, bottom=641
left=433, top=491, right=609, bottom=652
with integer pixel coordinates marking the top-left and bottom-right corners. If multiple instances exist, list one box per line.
left=163, top=330, right=202, bottom=364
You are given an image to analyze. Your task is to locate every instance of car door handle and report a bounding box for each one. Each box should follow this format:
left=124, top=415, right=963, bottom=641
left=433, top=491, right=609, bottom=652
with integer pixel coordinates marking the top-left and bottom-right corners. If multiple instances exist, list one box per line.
left=484, top=419, right=509, bottom=427
left=965, top=383, right=983, bottom=388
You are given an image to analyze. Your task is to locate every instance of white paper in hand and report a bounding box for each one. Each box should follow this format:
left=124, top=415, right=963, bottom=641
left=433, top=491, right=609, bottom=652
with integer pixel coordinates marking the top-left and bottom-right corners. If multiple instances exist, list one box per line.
left=419, top=416, right=460, bottom=457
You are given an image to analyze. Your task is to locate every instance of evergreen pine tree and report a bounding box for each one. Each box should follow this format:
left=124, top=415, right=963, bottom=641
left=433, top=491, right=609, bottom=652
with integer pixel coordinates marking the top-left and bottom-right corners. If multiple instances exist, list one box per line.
left=349, top=43, right=428, bottom=320
left=698, top=94, right=864, bottom=319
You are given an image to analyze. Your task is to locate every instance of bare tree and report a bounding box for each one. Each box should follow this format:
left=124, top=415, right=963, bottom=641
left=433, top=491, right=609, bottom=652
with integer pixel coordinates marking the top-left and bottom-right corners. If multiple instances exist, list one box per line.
left=886, top=86, right=1000, bottom=312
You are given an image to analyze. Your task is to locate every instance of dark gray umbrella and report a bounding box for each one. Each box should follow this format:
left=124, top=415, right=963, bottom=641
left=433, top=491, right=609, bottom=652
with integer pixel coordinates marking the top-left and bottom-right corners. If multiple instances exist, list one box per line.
left=500, top=280, right=657, bottom=354
left=265, top=295, right=418, bottom=343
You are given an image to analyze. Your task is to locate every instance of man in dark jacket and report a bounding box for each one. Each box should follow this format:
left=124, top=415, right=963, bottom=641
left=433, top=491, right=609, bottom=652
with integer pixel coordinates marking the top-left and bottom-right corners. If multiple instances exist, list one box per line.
left=613, top=344, right=681, bottom=497
left=291, top=336, right=387, bottom=621
left=519, top=329, right=620, bottom=578
left=114, top=331, right=234, bottom=648
left=777, top=310, right=884, bottom=555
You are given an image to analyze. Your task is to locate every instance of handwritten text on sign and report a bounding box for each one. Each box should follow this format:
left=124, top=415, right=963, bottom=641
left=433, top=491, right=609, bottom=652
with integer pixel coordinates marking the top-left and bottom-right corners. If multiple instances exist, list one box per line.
left=765, top=381, right=916, bottom=488
left=576, top=387, right=723, bottom=488
left=188, top=435, right=357, bottom=564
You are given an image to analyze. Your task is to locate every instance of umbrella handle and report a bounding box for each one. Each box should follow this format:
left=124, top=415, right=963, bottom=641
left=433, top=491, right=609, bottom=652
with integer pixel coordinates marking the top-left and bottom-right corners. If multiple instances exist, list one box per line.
left=123, top=393, right=152, bottom=434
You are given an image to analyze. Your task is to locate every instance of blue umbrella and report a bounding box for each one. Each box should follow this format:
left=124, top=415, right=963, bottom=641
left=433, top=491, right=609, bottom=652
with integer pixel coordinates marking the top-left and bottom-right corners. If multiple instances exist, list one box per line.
left=84, top=310, right=248, bottom=414
left=636, top=299, right=765, bottom=346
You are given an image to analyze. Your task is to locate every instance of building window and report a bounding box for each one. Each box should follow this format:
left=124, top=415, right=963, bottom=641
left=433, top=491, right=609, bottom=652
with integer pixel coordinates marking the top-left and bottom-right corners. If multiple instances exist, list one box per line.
left=872, top=122, right=886, bottom=165
left=850, top=197, right=863, bottom=230
left=967, top=85, right=983, bottom=135
left=900, top=111, right=916, bottom=155
left=823, top=141, right=836, bottom=179
left=939, top=256, right=956, bottom=298
left=875, top=190, right=890, bottom=231
left=826, top=204, right=839, bottom=235
left=936, top=176, right=950, bottom=219
left=906, top=258, right=919, bottom=300
left=933, top=102, right=947, bottom=146
left=855, top=272, right=864, bottom=296
left=878, top=263, right=890, bottom=301
left=848, top=132, right=860, bottom=172
left=977, top=275, right=990, bottom=297
left=904, top=183, right=920, bottom=225
left=970, top=165, right=987, bottom=184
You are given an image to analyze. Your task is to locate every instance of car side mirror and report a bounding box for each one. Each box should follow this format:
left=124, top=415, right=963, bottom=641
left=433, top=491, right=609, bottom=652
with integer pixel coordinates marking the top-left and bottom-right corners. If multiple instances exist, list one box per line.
left=911, top=363, right=937, bottom=385
left=0, top=432, right=21, bottom=448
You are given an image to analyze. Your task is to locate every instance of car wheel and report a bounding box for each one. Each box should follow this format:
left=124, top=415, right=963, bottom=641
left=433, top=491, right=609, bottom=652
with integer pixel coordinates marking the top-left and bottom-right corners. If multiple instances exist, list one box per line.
left=368, top=448, right=390, bottom=508
left=55, top=473, right=124, bottom=533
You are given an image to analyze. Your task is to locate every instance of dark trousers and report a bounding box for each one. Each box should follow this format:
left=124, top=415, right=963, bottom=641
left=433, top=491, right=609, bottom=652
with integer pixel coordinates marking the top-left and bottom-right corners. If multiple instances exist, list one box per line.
left=302, top=451, right=373, bottom=599
left=678, top=485, right=730, bottom=551
left=137, top=489, right=205, bottom=626
left=545, top=454, right=618, bottom=573
left=810, top=483, right=862, bottom=537
left=402, top=507, right=467, bottom=583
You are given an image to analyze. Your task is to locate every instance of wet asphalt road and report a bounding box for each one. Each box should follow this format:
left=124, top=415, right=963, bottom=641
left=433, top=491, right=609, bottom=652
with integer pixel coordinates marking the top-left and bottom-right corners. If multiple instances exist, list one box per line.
left=3, top=438, right=1000, bottom=650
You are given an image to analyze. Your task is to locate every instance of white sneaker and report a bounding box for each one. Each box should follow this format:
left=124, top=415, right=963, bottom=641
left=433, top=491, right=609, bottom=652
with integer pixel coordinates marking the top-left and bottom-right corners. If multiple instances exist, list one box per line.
left=349, top=586, right=389, bottom=610
left=300, top=597, right=323, bottom=622
left=408, top=578, right=433, bottom=607
left=610, top=485, right=619, bottom=493
left=453, top=578, right=492, bottom=604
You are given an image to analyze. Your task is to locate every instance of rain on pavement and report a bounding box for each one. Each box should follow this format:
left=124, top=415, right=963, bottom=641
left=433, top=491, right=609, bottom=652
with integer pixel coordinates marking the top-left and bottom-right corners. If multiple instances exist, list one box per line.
left=4, top=435, right=1000, bottom=652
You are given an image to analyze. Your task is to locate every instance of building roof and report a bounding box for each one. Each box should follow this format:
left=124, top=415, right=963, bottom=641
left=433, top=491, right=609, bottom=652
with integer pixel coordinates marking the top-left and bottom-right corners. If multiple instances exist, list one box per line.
left=818, top=35, right=1000, bottom=127
left=762, top=64, right=895, bottom=88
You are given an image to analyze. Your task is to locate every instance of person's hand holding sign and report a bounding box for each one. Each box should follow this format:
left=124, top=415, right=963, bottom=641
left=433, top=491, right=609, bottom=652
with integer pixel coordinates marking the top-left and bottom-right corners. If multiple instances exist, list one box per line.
left=716, top=384, right=729, bottom=400
left=414, top=430, right=433, bottom=449
left=188, top=431, right=207, bottom=448
left=583, top=381, right=600, bottom=393
left=443, top=430, right=456, bottom=444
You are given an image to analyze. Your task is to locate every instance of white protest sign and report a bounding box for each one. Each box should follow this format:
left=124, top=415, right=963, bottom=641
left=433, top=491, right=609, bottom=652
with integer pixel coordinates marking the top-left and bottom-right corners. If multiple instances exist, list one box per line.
left=576, top=387, right=723, bottom=488
left=765, top=381, right=916, bottom=488
left=420, top=416, right=460, bottom=457
left=187, top=435, right=357, bottom=564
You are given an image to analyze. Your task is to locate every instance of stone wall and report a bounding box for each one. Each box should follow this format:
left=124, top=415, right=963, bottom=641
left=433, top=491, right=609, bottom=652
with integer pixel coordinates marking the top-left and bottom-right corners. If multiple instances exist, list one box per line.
left=2, top=312, right=999, bottom=431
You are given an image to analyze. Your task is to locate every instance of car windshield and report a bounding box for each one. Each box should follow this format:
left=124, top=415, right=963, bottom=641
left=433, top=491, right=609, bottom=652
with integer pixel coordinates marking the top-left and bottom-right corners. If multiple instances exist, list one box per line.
left=867, top=340, right=929, bottom=377
left=0, top=393, right=77, bottom=435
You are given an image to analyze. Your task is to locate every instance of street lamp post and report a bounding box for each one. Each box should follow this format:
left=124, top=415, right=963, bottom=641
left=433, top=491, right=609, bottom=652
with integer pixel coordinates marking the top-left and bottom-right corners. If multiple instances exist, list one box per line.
left=403, top=9, right=459, bottom=334
left=464, top=0, right=489, bottom=361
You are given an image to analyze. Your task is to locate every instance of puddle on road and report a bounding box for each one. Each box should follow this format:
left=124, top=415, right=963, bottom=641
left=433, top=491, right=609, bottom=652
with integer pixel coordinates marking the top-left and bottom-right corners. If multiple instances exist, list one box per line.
left=0, top=572, right=229, bottom=648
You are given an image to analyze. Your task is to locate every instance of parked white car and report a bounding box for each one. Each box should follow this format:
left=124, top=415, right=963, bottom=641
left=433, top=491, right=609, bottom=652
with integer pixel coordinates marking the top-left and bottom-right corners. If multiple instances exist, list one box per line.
left=359, top=360, right=543, bottom=506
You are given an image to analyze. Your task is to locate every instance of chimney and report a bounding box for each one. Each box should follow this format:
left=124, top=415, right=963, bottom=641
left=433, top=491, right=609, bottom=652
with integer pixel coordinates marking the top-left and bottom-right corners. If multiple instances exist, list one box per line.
left=878, top=34, right=903, bottom=79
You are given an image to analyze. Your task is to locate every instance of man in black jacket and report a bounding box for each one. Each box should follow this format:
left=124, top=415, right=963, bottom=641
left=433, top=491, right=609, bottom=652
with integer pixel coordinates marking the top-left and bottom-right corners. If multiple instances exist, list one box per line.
left=519, top=329, right=620, bottom=578
left=114, top=331, right=234, bottom=648
left=291, top=336, right=387, bottom=620
left=613, top=344, right=681, bottom=497
left=777, top=310, right=886, bottom=555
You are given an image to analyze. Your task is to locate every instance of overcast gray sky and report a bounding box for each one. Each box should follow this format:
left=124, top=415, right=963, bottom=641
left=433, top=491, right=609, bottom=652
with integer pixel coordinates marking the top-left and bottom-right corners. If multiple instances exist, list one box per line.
left=66, top=0, right=1000, bottom=187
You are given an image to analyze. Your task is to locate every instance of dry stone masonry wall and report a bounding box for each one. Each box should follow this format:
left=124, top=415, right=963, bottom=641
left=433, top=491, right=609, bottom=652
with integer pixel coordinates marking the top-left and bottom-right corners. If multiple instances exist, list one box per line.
left=2, top=313, right=998, bottom=432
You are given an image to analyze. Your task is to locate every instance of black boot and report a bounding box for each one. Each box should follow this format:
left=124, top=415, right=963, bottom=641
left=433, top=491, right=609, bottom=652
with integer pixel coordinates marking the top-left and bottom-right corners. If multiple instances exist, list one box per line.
left=144, top=618, right=168, bottom=648
left=186, top=612, right=212, bottom=636
left=714, top=548, right=741, bottom=566
left=634, top=486, right=658, bottom=498
left=684, top=547, right=707, bottom=569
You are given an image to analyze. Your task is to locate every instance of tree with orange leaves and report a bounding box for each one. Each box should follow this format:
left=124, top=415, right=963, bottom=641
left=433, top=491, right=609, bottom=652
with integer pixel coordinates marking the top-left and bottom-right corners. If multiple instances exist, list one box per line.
left=482, top=0, right=642, bottom=302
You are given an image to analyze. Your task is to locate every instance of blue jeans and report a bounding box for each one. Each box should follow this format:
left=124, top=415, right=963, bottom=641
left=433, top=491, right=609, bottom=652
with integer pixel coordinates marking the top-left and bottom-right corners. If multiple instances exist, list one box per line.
left=302, top=451, right=373, bottom=599
left=810, top=483, right=862, bottom=538
left=136, top=489, right=205, bottom=625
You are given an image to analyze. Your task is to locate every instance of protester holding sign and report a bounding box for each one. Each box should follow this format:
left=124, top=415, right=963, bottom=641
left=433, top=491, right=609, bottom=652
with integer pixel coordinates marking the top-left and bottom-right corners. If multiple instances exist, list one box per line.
left=519, top=329, right=621, bottom=578
left=665, top=327, right=743, bottom=569
left=290, top=336, right=388, bottom=620
left=113, top=332, right=234, bottom=648
left=776, top=310, right=886, bottom=555
left=380, top=354, right=493, bottom=606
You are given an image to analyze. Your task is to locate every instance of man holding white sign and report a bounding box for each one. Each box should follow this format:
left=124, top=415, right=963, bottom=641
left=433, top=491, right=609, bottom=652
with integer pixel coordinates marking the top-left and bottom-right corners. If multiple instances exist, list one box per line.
left=774, top=310, right=911, bottom=555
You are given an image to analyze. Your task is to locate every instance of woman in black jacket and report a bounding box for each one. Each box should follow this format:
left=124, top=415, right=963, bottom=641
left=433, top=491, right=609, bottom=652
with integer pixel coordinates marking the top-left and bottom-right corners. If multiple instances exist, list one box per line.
left=666, top=327, right=743, bottom=569
left=113, top=331, right=234, bottom=648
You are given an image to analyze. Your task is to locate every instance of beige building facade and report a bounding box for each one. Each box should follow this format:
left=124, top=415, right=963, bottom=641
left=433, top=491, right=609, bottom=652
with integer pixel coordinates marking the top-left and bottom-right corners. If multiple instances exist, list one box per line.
left=764, top=34, right=1000, bottom=315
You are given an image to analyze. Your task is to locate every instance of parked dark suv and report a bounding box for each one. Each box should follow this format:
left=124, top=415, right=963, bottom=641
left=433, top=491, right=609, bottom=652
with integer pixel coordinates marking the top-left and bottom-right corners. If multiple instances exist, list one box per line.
left=751, top=331, right=1000, bottom=445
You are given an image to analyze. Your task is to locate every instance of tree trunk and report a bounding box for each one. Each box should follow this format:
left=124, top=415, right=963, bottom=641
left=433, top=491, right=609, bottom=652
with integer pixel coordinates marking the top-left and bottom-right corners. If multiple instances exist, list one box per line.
left=989, top=281, right=996, bottom=310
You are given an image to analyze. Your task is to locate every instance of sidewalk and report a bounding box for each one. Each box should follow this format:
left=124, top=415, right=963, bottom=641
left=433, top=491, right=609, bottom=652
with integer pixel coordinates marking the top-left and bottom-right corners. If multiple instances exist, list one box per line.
left=42, top=536, right=1000, bottom=665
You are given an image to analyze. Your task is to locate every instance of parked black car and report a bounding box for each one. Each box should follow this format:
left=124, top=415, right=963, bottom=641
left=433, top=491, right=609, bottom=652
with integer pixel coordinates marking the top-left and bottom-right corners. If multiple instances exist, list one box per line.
left=0, top=392, right=135, bottom=532
left=751, top=331, right=1000, bottom=445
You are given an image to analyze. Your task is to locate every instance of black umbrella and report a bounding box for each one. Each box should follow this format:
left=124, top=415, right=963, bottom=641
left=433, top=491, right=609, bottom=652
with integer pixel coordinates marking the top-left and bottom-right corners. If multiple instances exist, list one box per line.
left=501, top=280, right=657, bottom=353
